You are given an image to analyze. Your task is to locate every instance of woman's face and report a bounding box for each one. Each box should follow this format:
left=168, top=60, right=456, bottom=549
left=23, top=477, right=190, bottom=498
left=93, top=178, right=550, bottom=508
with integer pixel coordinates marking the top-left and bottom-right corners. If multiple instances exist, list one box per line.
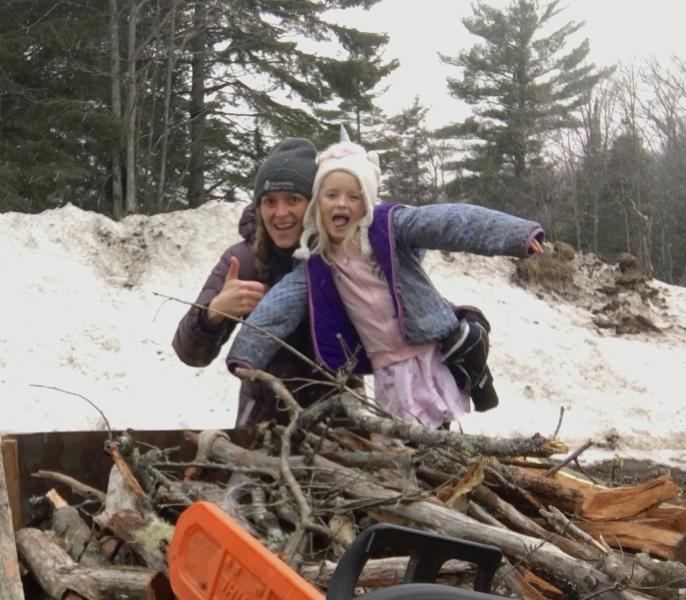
left=318, top=171, right=366, bottom=244
left=259, top=191, right=309, bottom=249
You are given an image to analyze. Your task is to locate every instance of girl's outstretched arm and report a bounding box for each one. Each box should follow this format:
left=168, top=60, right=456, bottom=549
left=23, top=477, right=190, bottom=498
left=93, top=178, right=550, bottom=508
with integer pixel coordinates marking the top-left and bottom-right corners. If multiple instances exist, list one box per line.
left=226, top=262, right=308, bottom=372
left=392, top=203, right=544, bottom=258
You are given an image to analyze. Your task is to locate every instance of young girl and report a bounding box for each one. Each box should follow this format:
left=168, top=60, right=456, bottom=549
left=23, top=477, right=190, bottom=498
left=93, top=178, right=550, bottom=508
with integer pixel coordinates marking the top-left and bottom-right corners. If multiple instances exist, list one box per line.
left=227, top=142, right=543, bottom=428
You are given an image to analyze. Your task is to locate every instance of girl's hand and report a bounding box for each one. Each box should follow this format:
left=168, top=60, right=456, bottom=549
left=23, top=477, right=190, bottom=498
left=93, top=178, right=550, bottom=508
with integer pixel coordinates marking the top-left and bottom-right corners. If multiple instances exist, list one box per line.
left=528, top=239, right=544, bottom=255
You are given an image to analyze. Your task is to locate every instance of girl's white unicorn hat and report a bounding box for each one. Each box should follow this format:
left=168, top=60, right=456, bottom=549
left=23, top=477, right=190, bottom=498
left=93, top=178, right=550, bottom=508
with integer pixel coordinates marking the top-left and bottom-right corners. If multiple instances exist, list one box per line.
left=294, top=129, right=380, bottom=260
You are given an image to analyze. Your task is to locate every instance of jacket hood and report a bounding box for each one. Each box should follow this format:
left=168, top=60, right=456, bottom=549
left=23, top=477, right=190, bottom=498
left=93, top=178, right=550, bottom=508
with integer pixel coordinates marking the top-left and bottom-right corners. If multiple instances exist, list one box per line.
left=238, top=203, right=257, bottom=244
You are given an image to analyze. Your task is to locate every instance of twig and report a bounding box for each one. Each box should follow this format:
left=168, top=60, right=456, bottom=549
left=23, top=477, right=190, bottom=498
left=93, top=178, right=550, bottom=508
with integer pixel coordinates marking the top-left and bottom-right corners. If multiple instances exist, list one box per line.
left=539, top=505, right=609, bottom=554
left=579, top=583, right=625, bottom=600
left=153, top=292, right=369, bottom=403
left=235, top=367, right=329, bottom=568
left=543, top=439, right=594, bottom=477
left=152, top=460, right=277, bottom=477
left=31, top=470, right=106, bottom=503
left=28, top=384, right=113, bottom=440
left=572, top=459, right=600, bottom=485
left=302, top=393, right=568, bottom=458
left=104, top=441, right=147, bottom=502
left=552, top=406, right=565, bottom=438
left=248, top=487, right=284, bottom=543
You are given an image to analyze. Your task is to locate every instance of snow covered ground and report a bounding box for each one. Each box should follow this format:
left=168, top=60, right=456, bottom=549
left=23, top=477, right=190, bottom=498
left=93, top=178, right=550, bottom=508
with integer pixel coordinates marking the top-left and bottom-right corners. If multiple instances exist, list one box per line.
left=2, top=201, right=685, bottom=466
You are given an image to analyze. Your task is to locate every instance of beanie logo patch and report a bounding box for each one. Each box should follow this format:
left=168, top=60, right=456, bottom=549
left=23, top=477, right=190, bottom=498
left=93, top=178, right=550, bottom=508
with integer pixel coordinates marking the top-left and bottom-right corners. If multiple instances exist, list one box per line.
left=263, top=180, right=295, bottom=192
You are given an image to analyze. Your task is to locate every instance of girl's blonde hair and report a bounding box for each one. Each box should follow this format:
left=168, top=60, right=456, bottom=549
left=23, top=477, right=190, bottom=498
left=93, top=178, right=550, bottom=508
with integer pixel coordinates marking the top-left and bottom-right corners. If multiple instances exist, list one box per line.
left=309, top=172, right=366, bottom=264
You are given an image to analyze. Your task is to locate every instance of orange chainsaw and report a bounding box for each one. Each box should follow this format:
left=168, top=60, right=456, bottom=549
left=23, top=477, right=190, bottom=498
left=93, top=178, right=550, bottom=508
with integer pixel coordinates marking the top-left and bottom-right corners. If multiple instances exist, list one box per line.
left=169, top=500, right=509, bottom=600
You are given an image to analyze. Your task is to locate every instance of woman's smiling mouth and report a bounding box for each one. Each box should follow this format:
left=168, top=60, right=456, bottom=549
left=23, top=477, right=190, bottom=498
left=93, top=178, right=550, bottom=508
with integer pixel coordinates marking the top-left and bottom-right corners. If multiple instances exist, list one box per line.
left=272, top=220, right=297, bottom=231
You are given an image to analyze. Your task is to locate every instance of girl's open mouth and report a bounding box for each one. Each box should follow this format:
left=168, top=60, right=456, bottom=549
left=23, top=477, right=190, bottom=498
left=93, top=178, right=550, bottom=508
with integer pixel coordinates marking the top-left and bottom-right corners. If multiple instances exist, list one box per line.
left=332, top=214, right=350, bottom=226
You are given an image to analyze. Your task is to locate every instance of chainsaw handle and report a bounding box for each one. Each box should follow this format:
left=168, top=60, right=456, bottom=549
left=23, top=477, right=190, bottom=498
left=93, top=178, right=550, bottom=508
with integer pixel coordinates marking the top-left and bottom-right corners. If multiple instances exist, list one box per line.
left=326, top=523, right=503, bottom=600
left=351, top=583, right=509, bottom=600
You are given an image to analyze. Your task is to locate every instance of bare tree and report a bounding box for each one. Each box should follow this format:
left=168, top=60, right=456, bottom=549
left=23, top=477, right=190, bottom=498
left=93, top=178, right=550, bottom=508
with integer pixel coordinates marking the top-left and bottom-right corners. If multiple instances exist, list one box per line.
left=109, top=0, right=124, bottom=220
left=156, top=0, right=179, bottom=208
left=611, top=65, right=655, bottom=275
left=577, top=81, right=618, bottom=254
left=187, top=0, right=206, bottom=208
left=640, top=58, right=686, bottom=282
left=124, top=0, right=147, bottom=214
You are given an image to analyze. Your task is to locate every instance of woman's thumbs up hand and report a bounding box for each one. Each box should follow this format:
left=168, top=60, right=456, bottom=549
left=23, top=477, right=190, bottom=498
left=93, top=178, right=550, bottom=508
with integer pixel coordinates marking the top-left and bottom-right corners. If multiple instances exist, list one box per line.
left=206, top=256, right=265, bottom=324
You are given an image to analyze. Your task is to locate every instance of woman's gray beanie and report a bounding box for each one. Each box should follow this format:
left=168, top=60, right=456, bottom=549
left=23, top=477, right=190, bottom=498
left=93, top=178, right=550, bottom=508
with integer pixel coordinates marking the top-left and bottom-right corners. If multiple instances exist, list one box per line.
left=253, top=138, right=317, bottom=205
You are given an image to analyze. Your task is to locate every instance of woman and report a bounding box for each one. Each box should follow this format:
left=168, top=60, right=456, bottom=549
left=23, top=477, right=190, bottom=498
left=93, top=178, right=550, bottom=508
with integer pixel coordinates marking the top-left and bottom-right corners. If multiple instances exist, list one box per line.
left=172, top=137, right=337, bottom=427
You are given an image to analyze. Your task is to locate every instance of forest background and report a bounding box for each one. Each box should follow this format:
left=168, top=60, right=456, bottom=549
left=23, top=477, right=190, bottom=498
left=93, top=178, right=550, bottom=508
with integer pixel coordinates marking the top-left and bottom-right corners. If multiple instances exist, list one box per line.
left=3, top=0, right=686, bottom=286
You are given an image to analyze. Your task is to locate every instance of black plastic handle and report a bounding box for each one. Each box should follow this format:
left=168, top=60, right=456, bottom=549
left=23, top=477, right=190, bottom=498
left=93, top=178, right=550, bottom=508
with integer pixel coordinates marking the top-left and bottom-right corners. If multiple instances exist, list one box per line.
left=351, top=583, right=512, bottom=600
left=326, top=523, right=504, bottom=600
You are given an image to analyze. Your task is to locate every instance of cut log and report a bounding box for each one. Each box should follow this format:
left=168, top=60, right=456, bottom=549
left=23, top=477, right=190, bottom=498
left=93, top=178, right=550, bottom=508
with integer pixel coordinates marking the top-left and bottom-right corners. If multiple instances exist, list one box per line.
left=574, top=519, right=685, bottom=561
left=510, top=467, right=680, bottom=520
left=106, top=509, right=172, bottom=575
left=581, top=474, right=680, bottom=521
left=640, top=503, right=686, bottom=532
left=468, top=504, right=566, bottom=600
left=470, top=485, right=601, bottom=562
left=520, top=569, right=564, bottom=599
left=498, top=466, right=584, bottom=515
left=0, top=437, right=24, bottom=600
left=300, top=557, right=473, bottom=588
left=48, top=489, right=108, bottom=567
left=95, top=465, right=138, bottom=528
left=95, top=464, right=172, bottom=575
left=16, top=527, right=171, bottom=599
left=634, top=552, right=686, bottom=590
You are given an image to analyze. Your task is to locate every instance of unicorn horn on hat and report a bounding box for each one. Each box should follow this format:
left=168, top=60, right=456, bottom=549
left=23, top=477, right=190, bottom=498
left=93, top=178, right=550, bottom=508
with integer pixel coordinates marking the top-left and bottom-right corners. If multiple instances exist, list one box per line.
left=339, top=124, right=351, bottom=142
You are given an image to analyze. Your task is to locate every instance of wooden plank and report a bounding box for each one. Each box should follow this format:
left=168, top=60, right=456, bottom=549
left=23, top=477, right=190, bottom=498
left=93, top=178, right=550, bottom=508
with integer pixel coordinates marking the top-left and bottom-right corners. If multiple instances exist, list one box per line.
left=0, top=436, right=26, bottom=600
left=1, top=439, right=22, bottom=531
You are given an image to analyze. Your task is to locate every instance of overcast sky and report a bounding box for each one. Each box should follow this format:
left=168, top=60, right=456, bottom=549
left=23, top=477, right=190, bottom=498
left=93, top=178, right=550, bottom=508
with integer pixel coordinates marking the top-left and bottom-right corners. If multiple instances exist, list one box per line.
left=324, top=0, right=686, bottom=128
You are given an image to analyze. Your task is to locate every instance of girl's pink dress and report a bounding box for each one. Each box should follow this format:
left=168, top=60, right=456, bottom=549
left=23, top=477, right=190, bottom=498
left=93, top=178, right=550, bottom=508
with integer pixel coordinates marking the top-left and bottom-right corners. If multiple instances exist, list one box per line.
left=330, top=246, right=470, bottom=428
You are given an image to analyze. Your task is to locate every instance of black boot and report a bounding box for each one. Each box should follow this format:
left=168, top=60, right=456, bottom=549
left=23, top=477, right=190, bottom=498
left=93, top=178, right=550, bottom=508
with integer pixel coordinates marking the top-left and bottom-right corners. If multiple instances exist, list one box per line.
left=469, top=364, right=499, bottom=412
left=440, top=320, right=499, bottom=411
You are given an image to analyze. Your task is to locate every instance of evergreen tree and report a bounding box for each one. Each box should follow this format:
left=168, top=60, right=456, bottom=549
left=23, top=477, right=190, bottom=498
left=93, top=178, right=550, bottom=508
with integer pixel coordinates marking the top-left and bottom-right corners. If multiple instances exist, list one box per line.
left=316, top=25, right=398, bottom=144
left=0, top=0, right=388, bottom=215
left=381, top=98, right=442, bottom=204
left=440, top=0, right=611, bottom=214
left=0, top=0, right=114, bottom=213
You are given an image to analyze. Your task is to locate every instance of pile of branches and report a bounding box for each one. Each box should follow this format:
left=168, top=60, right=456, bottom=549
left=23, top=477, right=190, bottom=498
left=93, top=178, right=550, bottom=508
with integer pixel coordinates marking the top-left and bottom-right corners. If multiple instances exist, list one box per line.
left=12, top=370, right=686, bottom=599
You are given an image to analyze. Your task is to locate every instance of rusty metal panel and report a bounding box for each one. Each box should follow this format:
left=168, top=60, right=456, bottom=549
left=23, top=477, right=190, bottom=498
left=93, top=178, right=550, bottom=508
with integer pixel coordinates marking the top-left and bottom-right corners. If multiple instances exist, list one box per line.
left=8, top=429, right=255, bottom=523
